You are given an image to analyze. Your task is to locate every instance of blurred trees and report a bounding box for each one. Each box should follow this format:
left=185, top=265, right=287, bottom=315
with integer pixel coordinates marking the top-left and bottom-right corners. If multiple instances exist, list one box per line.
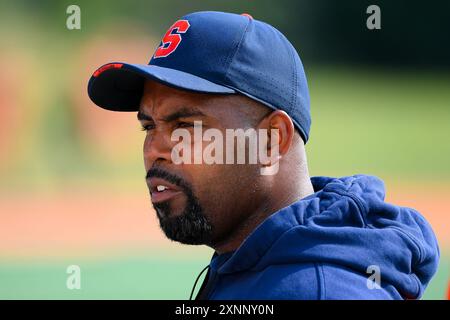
left=1, top=0, right=449, bottom=67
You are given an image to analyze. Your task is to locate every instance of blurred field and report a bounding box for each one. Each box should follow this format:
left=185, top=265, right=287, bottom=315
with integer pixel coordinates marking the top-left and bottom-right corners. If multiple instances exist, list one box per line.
left=1, top=63, right=449, bottom=298
left=1, top=64, right=449, bottom=299
left=0, top=3, right=449, bottom=300
left=0, top=253, right=446, bottom=300
left=0, top=184, right=448, bottom=299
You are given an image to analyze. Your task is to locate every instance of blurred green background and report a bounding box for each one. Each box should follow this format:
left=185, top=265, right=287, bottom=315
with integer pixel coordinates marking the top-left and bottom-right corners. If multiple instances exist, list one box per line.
left=0, top=0, right=449, bottom=299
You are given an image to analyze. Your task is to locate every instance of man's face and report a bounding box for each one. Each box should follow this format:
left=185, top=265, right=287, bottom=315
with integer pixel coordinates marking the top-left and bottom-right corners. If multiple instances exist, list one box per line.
left=139, top=80, right=267, bottom=247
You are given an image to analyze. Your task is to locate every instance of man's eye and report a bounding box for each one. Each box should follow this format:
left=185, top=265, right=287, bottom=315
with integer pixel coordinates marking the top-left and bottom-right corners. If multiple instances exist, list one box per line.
left=141, top=124, right=155, bottom=131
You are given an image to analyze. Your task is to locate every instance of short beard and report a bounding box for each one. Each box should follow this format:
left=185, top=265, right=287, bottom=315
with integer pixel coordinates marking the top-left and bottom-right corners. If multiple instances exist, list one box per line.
left=148, top=168, right=213, bottom=245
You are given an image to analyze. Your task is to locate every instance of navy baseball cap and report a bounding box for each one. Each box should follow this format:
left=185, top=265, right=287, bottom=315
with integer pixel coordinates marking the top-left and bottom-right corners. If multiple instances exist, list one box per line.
left=87, top=11, right=311, bottom=142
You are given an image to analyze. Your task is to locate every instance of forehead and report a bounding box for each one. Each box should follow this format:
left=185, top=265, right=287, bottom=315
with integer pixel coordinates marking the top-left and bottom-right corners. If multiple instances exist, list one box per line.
left=141, top=81, right=205, bottom=109
left=138, top=80, right=245, bottom=120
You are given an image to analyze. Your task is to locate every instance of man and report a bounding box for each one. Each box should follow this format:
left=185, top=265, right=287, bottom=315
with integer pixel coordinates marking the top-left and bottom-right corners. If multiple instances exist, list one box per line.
left=87, top=11, right=439, bottom=299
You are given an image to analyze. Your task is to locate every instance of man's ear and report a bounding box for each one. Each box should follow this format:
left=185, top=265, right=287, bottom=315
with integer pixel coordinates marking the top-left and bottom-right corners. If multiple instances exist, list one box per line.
left=258, top=110, right=295, bottom=157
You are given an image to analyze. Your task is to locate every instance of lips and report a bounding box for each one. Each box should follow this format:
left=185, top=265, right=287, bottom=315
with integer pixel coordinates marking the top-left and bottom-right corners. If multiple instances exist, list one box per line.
left=147, top=177, right=183, bottom=204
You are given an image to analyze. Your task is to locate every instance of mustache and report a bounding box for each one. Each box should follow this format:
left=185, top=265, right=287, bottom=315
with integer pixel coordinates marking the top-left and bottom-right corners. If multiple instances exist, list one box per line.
left=146, top=167, right=190, bottom=191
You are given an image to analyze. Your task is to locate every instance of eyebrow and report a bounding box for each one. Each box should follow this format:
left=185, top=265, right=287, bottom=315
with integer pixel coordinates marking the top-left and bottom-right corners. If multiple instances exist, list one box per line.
left=137, top=107, right=206, bottom=122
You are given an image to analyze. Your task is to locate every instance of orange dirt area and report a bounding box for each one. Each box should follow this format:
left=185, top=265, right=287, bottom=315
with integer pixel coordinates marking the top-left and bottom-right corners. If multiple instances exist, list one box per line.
left=0, top=190, right=170, bottom=259
left=0, top=184, right=448, bottom=259
left=385, top=184, right=449, bottom=251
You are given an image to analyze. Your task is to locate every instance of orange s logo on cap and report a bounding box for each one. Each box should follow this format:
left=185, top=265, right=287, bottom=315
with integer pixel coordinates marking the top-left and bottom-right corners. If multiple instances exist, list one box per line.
left=153, top=20, right=190, bottom=59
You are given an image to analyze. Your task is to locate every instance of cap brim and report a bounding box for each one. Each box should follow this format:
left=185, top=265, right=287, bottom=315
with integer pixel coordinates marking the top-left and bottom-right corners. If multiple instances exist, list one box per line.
left=87, top=63, right=236, bottom=111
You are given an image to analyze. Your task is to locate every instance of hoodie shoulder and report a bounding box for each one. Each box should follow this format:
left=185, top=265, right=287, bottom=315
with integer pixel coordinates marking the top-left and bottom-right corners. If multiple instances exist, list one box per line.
left=319, top=263, right=403, bottom=299
left=212, top=263, right=321, bottom=300
left=212, top=175, right=439, bottom=300
left=247, top=263, right=321, bottom=299
left=216, top=262, right=402, bottom=300
left=247, top=262, right=401, bottom=300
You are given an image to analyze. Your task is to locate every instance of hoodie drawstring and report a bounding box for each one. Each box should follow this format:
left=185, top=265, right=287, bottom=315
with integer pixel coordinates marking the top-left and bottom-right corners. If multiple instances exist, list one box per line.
left=189, top=265, right=210, bottom=300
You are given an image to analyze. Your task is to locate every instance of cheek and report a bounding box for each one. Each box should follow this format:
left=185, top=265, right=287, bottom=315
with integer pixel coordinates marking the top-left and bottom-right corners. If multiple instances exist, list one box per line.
left=185, top=165, right=226, bottom=205
left=142, top=133, right=161, bottom=171
left=191, top=164, right=244, bottom=215
left=143, top=135, right=151, bottom=169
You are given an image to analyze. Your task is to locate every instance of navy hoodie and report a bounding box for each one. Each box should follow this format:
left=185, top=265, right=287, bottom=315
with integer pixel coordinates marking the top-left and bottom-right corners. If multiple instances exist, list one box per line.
left=195, top=175, right=440, bottom=300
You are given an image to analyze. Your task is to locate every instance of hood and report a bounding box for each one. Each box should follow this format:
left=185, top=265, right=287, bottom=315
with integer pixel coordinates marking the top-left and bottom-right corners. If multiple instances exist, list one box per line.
left=210, top=174, right=440, bottom=299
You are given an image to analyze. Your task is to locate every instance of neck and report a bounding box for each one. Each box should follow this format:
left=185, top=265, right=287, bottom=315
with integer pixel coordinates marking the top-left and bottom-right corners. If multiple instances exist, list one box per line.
left=212, top=140, right=314, bottom=255
left=212, top=171, right=314, bottom=255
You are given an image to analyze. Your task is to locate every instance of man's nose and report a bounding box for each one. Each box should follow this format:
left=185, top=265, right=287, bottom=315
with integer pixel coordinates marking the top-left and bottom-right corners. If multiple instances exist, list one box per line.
left=143, top=129, right=174, bottom=165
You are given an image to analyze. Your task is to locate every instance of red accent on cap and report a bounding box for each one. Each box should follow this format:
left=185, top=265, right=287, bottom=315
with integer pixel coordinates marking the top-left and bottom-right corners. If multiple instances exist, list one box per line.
left=93, top=63, right=124, bottom=77
left=241, top=13, right=253, bottom=19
